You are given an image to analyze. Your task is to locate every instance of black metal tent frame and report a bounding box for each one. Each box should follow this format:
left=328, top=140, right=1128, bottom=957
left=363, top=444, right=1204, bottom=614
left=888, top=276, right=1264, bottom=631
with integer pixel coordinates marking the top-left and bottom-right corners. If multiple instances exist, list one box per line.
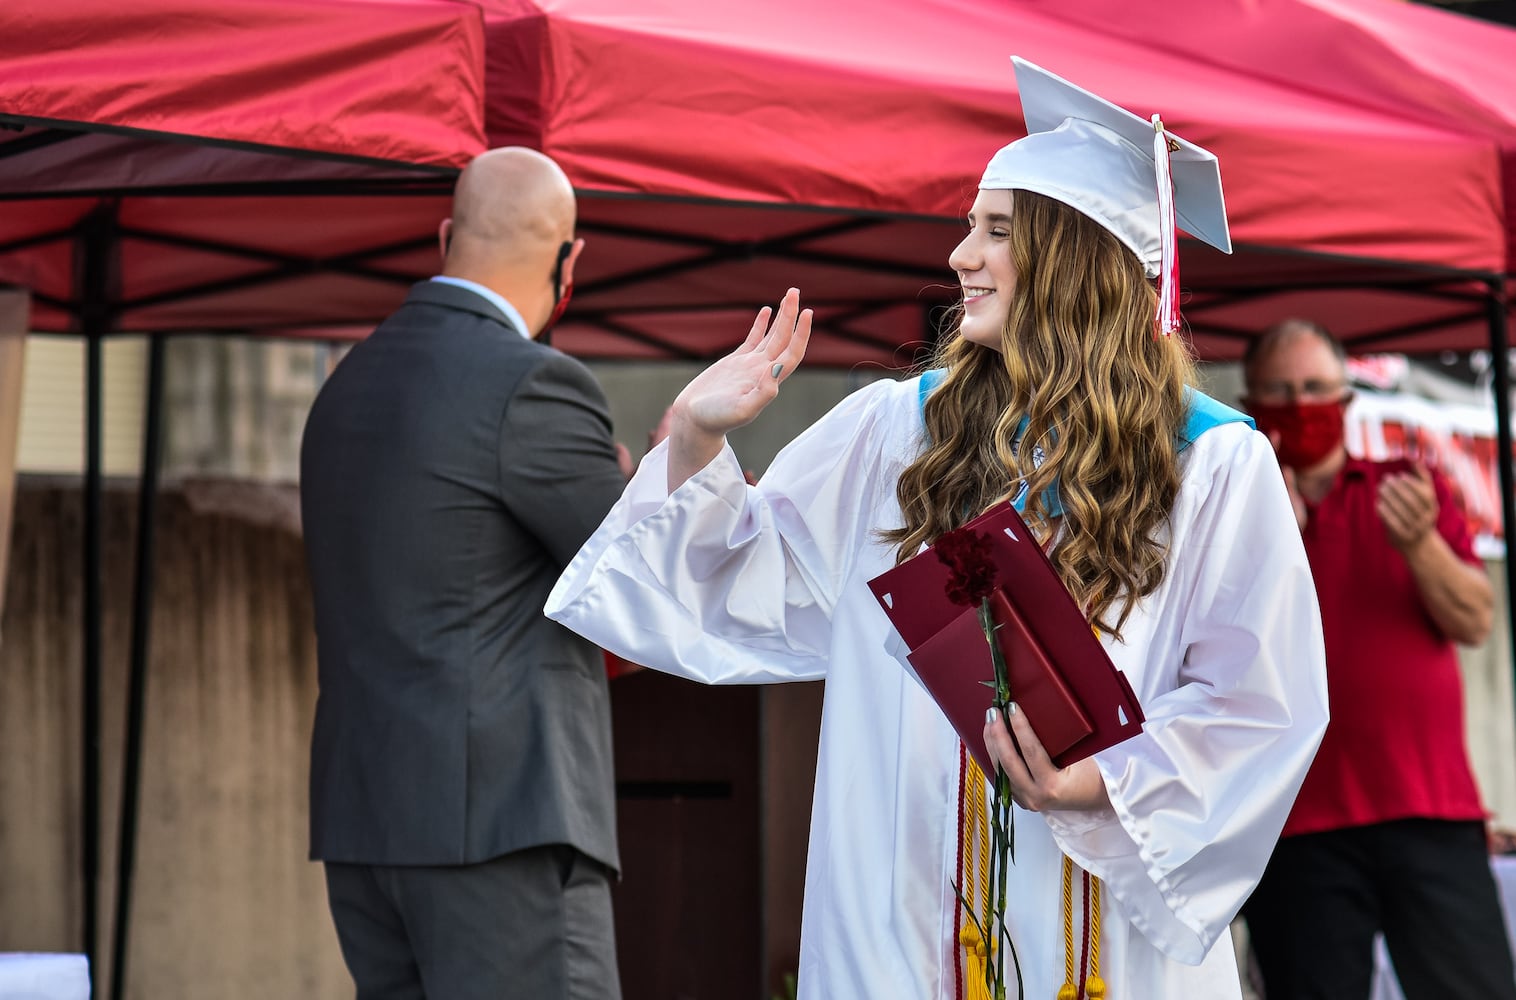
left=2, top=128, right=1513, bottom=1000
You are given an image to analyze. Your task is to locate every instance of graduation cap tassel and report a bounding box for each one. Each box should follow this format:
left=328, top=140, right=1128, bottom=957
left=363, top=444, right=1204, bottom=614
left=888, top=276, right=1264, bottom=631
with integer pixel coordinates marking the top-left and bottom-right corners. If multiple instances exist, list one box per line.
left=1151, top=114, right=1181, bottom=337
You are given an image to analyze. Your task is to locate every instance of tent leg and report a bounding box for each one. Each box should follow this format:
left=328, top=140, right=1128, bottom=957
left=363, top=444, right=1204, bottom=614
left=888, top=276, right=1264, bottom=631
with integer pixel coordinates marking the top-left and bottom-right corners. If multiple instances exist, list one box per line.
left=1486, top=281, right=1516, bottom=696
left=77, top=202, right=116, bottom=999
left=109, top=334, right=164, bottom=1000
left=81, top=330, right=102, bottom=994
left=0, top=291, right=28, bottom=624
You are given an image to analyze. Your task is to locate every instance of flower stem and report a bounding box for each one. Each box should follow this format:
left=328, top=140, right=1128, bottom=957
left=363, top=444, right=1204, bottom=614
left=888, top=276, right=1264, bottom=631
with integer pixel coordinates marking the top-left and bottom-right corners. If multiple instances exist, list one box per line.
left=977, top=598, right=1011, bottom=705
left=977, top=596, right=1023, bottom=1000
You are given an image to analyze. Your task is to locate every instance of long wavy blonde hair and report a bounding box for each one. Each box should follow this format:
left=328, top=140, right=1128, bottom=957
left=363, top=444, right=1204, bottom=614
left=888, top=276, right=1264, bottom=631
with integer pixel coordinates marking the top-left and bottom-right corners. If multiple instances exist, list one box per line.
left=882, top=190, right=1197, bottom=638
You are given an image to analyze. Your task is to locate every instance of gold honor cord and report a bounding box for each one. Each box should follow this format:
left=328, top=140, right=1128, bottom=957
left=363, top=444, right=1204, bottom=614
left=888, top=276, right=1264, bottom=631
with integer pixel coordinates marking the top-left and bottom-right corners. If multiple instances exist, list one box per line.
left=958, top=759, right=1105, bottom=999
left=1057, top=856, right=1104, bottom=1000
left=959, top=753, right=994, bottom=1000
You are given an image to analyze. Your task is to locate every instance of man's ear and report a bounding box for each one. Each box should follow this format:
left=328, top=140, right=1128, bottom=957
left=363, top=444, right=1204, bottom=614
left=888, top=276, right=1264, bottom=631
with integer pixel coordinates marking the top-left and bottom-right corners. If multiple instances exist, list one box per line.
left=560, top=237, right=586, bottom=288
left=438, top=218, right=453, bottom=262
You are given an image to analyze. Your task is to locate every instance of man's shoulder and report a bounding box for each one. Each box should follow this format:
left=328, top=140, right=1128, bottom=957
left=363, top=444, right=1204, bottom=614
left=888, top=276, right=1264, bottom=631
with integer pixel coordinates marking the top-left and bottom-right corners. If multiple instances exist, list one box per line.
left=311, top=299, right=547, bottom=422
left=506, top=348, right=610, bottom=416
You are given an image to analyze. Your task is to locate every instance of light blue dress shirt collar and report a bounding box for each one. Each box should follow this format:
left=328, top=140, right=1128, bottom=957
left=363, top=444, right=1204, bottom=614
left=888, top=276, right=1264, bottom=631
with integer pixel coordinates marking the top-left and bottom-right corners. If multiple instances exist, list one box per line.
left=429, top=276, right=532, bottom=340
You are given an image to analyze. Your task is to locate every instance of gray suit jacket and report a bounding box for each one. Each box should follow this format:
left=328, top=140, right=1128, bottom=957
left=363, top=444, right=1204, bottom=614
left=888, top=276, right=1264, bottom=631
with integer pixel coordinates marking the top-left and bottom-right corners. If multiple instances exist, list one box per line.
left=301, top=280, right=627, bottom=870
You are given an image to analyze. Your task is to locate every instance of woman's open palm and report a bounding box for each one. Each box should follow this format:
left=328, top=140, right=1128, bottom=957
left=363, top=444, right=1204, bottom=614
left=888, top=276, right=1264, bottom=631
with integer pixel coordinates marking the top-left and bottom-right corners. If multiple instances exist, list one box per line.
left=674, top=288, right=813, bottom=437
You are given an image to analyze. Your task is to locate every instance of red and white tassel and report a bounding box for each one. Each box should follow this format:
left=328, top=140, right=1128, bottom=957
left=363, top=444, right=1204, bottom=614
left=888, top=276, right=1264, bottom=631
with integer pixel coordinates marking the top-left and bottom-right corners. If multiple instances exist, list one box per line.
left=1152, top=114, right=1181, bottom=336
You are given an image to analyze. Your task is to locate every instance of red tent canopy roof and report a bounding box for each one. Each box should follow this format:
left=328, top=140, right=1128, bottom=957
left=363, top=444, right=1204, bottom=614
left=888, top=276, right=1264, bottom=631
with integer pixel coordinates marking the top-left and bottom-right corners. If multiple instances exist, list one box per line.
left=1020, top=0, right=1516, bottom=270
left=478, top=0, right=1504, bottom=272
left=2, top=0, right=486, bottom=171
left=0, top=0, right=1509, bottom=361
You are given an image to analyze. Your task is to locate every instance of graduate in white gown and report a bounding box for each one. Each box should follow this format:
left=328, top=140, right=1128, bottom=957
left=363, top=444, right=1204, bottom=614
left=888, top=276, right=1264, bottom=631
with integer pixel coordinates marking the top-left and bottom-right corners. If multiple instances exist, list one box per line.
left=547, top=59, right=1328, bottom=1000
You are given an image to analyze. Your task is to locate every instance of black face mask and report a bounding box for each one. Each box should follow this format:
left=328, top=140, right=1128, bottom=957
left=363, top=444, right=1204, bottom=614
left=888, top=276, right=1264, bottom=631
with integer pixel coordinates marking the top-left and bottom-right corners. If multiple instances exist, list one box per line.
left=539, top=241, right=574, bottom=346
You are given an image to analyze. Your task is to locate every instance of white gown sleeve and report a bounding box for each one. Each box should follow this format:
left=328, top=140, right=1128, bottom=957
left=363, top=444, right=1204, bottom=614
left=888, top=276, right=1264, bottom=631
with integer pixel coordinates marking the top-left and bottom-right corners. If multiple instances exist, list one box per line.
left=1043, top=424, right=1329, bottom=964
left=545, top=380, right=900, bottom=684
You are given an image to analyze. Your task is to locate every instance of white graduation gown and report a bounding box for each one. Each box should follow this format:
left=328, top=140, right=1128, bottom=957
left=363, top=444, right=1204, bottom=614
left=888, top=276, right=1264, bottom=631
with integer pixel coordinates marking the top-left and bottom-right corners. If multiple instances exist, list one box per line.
left=546, top=374, right=1328, bottom=1000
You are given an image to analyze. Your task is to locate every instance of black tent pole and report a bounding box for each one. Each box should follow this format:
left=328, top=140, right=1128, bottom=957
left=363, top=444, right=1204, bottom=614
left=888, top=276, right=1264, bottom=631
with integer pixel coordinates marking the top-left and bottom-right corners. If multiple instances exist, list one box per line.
left=78, top=203, right=117, bottom=999
left=1486, top=279, right=1516, bottom=691
left=81, top=327, right=101, bottom=994
left=109, top=332, right=164, bottom=1000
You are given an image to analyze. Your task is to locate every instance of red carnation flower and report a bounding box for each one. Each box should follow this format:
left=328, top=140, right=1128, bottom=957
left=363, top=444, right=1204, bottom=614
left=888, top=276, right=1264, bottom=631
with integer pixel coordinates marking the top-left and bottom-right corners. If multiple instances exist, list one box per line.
left=934, top=527, right=998, bottom=606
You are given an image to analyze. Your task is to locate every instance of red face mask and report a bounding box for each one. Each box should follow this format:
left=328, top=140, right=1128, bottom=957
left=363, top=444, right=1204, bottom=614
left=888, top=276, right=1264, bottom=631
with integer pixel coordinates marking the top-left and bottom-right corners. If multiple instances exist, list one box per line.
left=1247, top=399, right=1347, bottom=469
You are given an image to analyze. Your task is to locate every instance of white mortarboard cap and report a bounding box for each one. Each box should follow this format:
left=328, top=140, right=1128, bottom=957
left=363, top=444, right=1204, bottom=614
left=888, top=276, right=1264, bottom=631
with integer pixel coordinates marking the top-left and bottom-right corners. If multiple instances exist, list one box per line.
left=981, top=57, right=1232, bottom=333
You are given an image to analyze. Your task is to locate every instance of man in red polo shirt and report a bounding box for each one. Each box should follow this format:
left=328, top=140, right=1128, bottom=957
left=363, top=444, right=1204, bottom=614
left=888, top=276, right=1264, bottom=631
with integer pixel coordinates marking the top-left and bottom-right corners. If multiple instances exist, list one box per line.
left=1239, top=318, right=1513, bottom=999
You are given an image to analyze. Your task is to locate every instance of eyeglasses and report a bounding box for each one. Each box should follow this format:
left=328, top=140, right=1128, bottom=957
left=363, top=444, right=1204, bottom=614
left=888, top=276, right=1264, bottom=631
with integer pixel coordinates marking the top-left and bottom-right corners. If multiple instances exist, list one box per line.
left=1247, top=379, right=1350, bottom=403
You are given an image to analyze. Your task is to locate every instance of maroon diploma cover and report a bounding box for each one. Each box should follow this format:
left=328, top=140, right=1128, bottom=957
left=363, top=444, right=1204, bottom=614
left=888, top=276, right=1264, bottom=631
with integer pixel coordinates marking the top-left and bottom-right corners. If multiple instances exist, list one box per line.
left=867, top=501, right=1144, bottom=774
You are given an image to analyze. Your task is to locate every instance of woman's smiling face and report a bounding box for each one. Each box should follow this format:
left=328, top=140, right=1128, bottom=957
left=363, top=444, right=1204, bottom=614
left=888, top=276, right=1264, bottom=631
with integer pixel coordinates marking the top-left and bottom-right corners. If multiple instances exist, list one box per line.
left=948, top=188, right=1018, bottom=352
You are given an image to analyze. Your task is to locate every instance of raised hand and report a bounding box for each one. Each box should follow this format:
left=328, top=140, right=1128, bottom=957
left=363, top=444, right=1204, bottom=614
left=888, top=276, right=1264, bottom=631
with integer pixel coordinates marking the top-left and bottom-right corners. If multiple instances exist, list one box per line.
left=674, top=288, right=812, bottom=436
left=666, top=288, right=813, bottom=490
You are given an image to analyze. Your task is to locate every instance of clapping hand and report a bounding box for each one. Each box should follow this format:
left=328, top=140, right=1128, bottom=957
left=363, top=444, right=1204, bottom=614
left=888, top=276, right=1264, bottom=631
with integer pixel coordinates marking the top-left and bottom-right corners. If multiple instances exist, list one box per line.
left=1377, top=463, right=1438, bottom=554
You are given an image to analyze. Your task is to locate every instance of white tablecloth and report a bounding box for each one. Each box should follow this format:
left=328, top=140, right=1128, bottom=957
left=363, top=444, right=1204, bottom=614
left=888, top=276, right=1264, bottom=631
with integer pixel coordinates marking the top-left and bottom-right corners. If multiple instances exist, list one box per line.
left=0, top=954, right=89, bottom=999
left=1371, top=854, right=1516, bottom=1000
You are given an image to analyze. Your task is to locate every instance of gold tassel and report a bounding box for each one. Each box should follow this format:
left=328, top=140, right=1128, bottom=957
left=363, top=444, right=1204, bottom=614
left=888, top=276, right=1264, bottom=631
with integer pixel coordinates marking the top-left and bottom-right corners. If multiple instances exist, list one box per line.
left=962, top=922, right=995, bottom=1000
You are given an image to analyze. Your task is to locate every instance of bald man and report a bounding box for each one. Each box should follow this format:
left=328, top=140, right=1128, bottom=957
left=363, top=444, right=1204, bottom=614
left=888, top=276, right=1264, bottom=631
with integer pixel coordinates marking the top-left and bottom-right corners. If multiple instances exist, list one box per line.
left=301, top=148, right=628, bottom=999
